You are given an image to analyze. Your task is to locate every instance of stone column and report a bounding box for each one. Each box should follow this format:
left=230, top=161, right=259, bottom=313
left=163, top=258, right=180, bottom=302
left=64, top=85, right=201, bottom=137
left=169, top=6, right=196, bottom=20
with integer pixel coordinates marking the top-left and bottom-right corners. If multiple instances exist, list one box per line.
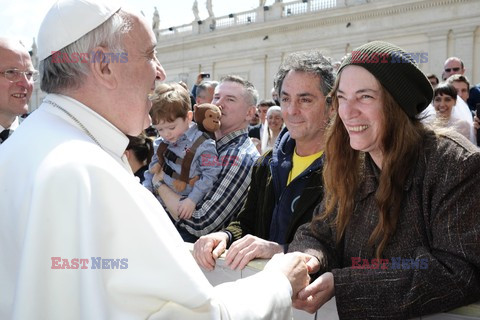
left=265, top=54, right=284, bottom=99
left=248, top=55, right=268, bottom=100
left=453, top=26, right=476, bottom=82
left=427, top=30, right=448, bottom=78
left=473, top=27, right=480, bottom=84
left=256, top=7, right=265, bottom=23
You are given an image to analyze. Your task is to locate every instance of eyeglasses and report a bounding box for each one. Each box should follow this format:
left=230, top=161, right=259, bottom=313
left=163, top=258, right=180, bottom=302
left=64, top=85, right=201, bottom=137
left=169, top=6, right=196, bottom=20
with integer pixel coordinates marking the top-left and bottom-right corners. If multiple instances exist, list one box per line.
left=444, top=67, right=461, bottom=73
left=0, top=69, right=39, bottom=82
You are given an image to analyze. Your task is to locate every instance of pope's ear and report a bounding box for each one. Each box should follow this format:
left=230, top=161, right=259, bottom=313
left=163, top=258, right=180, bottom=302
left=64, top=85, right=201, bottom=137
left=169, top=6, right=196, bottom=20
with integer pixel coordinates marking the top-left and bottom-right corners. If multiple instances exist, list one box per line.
left=89, top=47, right=116, bottom=89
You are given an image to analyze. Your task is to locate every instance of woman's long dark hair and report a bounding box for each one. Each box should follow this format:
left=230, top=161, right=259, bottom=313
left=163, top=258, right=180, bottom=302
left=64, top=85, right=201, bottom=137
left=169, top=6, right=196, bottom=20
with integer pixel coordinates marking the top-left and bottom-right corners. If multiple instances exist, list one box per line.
left=318, top=73, right=427, bottom=258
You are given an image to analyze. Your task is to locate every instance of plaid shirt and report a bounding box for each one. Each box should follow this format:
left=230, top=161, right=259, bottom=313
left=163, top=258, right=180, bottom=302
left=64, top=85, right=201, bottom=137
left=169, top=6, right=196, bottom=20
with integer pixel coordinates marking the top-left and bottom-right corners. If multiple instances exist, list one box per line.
left=179, top=128, right=259, bottom=237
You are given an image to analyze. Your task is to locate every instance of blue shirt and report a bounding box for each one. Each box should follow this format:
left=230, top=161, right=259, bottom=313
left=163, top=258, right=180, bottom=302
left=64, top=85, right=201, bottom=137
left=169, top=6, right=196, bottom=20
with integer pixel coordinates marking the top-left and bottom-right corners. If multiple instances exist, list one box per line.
left=144, top=123, right=220, bottom=204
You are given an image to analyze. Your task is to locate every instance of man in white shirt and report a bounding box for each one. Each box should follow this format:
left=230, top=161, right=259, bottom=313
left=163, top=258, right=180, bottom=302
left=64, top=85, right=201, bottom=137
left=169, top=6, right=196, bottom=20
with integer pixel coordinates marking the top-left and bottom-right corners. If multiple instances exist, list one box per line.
left=0, top=38, right=35, bottom=144
left=0, top=1, right=312, bottom=319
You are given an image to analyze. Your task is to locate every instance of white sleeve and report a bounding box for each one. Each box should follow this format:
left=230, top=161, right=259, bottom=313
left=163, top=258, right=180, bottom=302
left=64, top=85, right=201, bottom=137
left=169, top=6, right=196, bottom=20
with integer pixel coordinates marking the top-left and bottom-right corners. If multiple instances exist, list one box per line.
left=212, top=270, right=293, bottom=320
left=9, top=151, right=292, bottom=320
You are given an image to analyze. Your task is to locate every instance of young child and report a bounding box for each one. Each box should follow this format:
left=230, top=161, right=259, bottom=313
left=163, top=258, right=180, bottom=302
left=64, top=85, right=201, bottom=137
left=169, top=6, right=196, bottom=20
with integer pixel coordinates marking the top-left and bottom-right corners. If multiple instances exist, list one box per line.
left=144, top=82, right=221, bottom=221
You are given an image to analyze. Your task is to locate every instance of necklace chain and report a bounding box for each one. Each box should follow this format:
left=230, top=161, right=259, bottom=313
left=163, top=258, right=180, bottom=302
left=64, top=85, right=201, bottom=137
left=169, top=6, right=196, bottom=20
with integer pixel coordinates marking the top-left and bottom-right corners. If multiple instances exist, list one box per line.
left=44, top=99, right=103, bottom=149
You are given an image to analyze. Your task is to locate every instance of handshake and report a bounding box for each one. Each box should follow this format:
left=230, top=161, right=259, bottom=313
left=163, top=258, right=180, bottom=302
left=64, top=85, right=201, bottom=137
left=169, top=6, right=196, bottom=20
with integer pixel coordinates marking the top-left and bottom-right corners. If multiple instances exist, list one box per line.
left=194, top=233, right=334, bottom=313
left=264, top=252, right=334, bottom=313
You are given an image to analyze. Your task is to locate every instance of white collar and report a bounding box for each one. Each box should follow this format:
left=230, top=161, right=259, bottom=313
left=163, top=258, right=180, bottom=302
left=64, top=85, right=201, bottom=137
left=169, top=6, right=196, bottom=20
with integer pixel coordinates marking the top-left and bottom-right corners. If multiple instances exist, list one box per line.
left=0, top=117, right=19, bottom=132
left=42, top=93, right=129, bottom=160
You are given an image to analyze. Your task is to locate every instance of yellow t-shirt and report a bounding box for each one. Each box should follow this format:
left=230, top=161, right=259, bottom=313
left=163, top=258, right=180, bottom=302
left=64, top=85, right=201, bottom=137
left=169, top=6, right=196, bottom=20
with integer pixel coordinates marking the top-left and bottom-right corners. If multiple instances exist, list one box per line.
left=287, top=149, right=324, bottom=185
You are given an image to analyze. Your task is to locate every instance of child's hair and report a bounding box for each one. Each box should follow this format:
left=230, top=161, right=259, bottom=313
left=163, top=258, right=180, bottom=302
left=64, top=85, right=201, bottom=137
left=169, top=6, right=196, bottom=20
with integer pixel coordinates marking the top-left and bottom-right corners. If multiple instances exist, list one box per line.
left=150, top=82, right=192, bottom=124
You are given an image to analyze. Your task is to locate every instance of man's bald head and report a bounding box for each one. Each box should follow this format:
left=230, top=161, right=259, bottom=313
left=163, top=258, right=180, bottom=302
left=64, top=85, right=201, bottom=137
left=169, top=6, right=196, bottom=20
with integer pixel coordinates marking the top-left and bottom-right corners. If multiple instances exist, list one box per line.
left=0, top=37, right=27, bottom=52
left=443, top=57, right=465, bottom=80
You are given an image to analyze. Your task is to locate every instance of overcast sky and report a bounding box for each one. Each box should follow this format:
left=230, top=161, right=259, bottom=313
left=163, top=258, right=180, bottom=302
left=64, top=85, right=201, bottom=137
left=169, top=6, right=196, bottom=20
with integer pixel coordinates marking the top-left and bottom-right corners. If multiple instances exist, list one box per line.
left=0, top=0, right=278, bottom=50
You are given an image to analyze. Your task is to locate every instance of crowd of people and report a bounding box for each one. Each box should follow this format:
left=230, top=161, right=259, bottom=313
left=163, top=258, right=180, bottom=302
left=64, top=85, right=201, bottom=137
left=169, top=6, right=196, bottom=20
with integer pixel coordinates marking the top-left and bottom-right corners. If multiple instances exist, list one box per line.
left=1, top=0, right=480, bottom=319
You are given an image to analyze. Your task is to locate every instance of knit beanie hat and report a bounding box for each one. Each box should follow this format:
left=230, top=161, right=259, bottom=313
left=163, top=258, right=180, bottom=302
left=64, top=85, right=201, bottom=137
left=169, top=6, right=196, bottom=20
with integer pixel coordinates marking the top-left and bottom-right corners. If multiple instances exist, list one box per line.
left=338, top=41, right=433, bottom=117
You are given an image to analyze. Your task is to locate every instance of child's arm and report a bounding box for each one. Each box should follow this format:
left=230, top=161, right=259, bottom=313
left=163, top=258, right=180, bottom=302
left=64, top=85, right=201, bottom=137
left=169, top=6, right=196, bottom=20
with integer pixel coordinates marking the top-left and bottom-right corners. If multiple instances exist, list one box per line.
left=143, top=138, right=162, bottom=192
left=185, top=141, right=222, bottom=205
left=177, top=198, right=196, bottom=220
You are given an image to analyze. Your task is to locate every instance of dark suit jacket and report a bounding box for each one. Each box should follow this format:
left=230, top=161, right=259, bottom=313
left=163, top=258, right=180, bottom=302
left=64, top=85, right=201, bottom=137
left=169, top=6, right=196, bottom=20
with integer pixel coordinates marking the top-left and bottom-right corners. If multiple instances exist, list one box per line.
left=248, top=124, right=262, bottom=139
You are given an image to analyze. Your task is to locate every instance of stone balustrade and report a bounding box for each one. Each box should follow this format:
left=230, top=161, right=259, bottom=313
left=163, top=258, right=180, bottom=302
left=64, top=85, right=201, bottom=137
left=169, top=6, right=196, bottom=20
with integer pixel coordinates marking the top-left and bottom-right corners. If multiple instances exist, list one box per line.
left=157, top=0, right=340, bottom=37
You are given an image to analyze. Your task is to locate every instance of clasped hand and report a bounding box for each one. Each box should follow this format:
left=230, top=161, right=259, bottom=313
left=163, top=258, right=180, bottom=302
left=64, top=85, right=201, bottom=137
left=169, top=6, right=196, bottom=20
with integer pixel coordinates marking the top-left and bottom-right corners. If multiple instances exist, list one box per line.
left=291, top=254, right=335, bottom=314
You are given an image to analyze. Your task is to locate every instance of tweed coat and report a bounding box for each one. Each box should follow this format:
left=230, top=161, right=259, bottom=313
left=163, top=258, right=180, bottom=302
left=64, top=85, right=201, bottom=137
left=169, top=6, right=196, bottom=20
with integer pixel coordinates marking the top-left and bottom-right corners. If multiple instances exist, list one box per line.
left=290, top=131, right=480, bottom=319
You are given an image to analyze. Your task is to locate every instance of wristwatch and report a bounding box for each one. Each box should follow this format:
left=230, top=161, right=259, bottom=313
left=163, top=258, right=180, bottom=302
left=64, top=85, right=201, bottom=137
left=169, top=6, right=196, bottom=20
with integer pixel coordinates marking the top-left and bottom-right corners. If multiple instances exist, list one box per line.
left=153, top=180, right=163, bottom=195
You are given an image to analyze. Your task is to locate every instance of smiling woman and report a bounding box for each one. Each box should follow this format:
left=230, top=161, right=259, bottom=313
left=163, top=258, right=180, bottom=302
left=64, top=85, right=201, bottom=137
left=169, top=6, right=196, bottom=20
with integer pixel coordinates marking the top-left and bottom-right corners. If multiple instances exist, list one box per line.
left=336, top=65, right=384, bottom=166
left=289, top=41, right=480, bottom=319
left=432, top=82, right=471, bottom=141
left=433, top=82, right=457, bottom=119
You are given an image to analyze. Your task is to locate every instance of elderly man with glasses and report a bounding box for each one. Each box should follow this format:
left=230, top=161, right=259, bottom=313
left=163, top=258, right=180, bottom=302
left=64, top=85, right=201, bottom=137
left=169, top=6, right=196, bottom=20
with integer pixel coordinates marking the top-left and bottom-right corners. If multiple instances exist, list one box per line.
left=0, top=37, right=37, bottom=144
left=0, top=1, right=311, bottom=318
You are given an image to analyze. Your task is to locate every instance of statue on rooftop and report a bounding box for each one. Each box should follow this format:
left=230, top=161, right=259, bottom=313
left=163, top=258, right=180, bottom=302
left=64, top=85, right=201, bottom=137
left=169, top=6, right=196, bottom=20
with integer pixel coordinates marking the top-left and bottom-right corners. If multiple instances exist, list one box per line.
left=206, top=0, right=214, bottom=18
left=152, top=7, right=160, bottom=30
left=192, top=0, right=200, bottom=21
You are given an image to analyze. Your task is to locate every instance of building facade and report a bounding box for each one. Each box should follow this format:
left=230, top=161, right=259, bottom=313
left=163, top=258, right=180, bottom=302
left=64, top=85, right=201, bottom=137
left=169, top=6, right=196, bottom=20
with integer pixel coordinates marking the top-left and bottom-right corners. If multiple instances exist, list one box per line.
left=29, top=0, right=480, bottom=109
left=155, top=0, right=480, bottom=101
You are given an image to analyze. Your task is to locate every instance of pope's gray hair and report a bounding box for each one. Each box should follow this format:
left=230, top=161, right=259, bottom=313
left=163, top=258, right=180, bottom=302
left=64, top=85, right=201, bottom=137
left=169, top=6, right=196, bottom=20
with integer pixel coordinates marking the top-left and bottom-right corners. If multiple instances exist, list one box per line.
left=40, top=10, right=132, bottom=93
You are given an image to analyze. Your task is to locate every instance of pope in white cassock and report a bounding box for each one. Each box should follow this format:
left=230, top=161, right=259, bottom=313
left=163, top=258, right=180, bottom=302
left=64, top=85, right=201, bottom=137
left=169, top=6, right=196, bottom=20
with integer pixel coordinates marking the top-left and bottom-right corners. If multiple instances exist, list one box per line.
left=0, top=0, right=312, bottom=319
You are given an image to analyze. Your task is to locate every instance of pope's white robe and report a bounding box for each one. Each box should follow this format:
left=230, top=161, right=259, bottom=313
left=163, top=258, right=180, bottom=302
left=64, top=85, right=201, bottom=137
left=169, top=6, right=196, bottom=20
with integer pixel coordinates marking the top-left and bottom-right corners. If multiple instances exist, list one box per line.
left=0, top=94, right=292, bottom=320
